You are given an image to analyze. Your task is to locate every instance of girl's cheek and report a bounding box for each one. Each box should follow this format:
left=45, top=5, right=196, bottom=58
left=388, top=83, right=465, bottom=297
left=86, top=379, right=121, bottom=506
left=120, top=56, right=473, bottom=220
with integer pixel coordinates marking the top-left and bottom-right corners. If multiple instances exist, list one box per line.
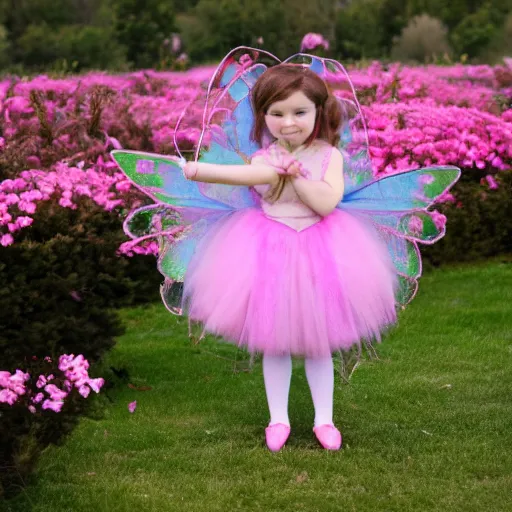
left=267, top=119, right=280, bottom=132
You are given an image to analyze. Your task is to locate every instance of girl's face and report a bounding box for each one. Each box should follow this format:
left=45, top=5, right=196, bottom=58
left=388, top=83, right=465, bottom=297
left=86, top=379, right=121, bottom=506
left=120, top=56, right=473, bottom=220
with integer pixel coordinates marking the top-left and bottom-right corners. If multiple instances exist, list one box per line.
left=264, top=91, right=316, bottom=150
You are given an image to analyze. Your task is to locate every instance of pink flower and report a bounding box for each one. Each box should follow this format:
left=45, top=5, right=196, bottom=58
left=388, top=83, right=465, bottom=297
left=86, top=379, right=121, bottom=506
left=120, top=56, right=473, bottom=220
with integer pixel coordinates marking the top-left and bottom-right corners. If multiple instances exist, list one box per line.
left=88, top=378, right=104, bottom=393
left=300, top=33, right=329, bottom=52
left=485, top=174, right=499, bottom=190
left=115, top=180, right=132, bottom=192
left=44, top=384, right=68, bottom=401
left=16, top=216, right=33, bottom=228
left=171, top=33, right=182, bottom=54
left=128, top=401, right=137, bottom=413
left=32, top=392, right=44, bottom=404
left=18, top=200, right=37, bottom=214
left=1, top=212, right=12, bottom=223
left=58, top=354, right=75, bottom=372
left=1, top=234, right=13, bottom=246
left=42, top=399, right=64, bottom=413
left=58, top=197, right=75, bottom=208
left=26, top=155, right=41, bottom=168
left=437, top=191, right=456, bottom=204
left=7, top=370, right=29, bottom=394
left=36, top=375, right=47, bottom=389
left=78, top=385, right=90, bottom=398
left=28, top=405, right=37, bottom=414
left=4, top=194, right=20, bottom=204
left=0, top=388, right=18, bottom=405
left=0, top=371, right=11, bottom=387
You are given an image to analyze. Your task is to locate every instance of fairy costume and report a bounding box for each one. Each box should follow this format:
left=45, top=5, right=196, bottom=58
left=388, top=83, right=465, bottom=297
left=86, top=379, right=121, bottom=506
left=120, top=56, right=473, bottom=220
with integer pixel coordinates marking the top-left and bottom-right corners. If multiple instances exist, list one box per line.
left=112, top=48, right=460, bottom=359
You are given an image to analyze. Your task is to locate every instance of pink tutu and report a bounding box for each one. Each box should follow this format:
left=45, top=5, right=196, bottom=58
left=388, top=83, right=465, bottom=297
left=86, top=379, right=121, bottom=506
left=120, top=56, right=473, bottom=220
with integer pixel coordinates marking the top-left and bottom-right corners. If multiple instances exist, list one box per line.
left=182, top=208, right=398, bottom=357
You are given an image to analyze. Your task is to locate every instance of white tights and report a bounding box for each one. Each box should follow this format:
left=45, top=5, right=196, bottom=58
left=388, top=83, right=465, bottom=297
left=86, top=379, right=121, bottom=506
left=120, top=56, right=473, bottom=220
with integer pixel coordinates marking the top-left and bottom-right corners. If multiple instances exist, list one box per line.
left=262, top=354, right=334, bottom=427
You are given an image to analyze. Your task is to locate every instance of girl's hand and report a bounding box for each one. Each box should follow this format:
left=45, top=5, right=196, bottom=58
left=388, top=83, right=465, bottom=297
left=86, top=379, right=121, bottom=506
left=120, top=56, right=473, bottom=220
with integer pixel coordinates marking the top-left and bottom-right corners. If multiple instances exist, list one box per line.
left=183, top=162, right=199, bottom=180
left=286, top=161, right=305, bottom=178
left=266, top=146, right=309, bottom=178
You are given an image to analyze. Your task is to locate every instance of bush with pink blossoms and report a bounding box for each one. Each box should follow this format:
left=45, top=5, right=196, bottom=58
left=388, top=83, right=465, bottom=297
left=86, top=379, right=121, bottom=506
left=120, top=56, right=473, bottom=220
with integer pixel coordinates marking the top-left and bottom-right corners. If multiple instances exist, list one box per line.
left=0, top=183, right=160, bottom=500
left=300, top=33, right=330, bottom=54
left=1, top=61, right=511, bottom=262
left=0, top=355, right=105, bottom=497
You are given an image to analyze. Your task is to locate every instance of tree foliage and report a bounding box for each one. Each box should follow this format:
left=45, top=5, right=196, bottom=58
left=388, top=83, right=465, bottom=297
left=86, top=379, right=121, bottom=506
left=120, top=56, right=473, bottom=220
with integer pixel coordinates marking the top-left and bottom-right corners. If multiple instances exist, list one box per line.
left=113, top=0, right=176, bottom=68
left=0, top=0, right=512, bottom=74
left=391, top=14, right=452, bottom=63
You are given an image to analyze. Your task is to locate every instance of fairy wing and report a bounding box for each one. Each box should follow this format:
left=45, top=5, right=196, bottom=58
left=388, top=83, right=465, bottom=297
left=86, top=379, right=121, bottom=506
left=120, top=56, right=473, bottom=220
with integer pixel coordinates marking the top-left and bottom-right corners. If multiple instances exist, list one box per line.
left=282, top=52, right=462, bottom=306
left=111, top=149, right=259, bottom=312
left=339, top=166, right=461, bottom=305
left=110, top=50, right=285, bottom=313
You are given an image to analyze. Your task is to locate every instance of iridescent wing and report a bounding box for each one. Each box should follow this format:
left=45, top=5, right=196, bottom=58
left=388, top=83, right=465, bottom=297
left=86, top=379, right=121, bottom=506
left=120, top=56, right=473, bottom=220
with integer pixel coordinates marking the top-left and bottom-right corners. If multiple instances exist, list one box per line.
left=111, top=50, right=286, bottom=313
left=340, top=166, right=461, bottom=305
left=111, top=150, right=258, bottom=313
left=281, top=53, right=462, bottom=307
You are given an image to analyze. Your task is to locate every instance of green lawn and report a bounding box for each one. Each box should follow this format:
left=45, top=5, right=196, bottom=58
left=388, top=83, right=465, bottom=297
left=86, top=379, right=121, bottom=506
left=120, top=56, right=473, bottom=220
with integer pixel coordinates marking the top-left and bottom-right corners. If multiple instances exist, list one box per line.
left=6, top=262, right=512, bottom=512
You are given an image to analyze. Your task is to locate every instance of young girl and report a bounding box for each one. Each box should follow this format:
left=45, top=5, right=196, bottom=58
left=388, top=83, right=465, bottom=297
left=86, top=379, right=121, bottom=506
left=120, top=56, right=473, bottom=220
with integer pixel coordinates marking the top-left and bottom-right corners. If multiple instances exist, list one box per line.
left=180, top=64, right=398, bottom=451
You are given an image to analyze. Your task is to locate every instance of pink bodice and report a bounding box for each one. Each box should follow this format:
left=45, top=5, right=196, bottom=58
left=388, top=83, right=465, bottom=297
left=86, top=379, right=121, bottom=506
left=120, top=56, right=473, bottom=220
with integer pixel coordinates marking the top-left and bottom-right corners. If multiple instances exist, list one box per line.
left=253, top=140, right=334, bottom=231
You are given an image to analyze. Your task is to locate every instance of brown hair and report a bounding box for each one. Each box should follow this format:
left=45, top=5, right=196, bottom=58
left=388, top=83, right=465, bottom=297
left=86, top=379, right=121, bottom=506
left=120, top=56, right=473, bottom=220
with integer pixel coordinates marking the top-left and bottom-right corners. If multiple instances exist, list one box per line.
left=251, top=64, right=343, bottom=201
left=251, top=64, right=343, bottom=148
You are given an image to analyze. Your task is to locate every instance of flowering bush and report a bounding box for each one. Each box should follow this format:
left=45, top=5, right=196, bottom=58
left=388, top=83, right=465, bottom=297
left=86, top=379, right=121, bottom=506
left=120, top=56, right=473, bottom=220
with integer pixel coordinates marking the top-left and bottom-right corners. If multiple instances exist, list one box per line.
left=300, top=33, right=330, bottom=53
left=0, top=355, right=104, bottom=413
left=0, top=355, right=104, bottom=497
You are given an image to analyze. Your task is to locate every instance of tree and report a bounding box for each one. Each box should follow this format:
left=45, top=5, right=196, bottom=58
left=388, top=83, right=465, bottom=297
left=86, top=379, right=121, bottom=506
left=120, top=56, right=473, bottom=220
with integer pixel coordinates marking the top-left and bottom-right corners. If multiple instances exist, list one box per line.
left=451, top=3, right=502, bottom=58
left=391, top=14, right=452, bottom=62
left=179, top=0, right=336, bottom=63
left=113, top=0, right=176, bottom=68
left=335, top=0, right=384, bottom=60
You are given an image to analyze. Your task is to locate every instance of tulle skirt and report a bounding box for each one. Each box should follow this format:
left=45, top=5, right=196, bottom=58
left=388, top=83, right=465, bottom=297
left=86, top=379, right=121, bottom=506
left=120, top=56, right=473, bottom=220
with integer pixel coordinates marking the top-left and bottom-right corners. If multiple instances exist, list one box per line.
left=182, top=208, right=398, bottom=357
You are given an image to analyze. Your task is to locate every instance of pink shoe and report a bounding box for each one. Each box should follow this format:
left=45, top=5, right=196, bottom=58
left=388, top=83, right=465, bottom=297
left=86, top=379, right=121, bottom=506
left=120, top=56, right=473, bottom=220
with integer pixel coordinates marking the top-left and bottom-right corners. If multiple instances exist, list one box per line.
left=313, top=424, right=342, bottom=450
left=265, top=423, right=291, bottom=452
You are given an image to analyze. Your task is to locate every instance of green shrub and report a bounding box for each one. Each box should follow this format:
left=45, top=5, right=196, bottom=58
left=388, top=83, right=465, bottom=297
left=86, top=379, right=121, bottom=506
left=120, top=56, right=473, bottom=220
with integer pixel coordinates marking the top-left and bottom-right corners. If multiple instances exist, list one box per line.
left=423, top=171, right=512, bottom=266
left=0, top=195, right=161, bottom=497
left=391, top=14, right=452, bottom=63
left=451, top=5, right=501, bottom=60
left=15, top=23, right=128, bottom=71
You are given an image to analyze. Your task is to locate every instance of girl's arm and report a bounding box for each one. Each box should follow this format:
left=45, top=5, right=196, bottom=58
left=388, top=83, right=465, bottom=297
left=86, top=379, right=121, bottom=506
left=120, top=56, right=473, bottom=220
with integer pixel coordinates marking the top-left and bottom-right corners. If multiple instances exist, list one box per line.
left=184, top=156, right=280, bottom=187
left=290, top=148, right=344, bottom=217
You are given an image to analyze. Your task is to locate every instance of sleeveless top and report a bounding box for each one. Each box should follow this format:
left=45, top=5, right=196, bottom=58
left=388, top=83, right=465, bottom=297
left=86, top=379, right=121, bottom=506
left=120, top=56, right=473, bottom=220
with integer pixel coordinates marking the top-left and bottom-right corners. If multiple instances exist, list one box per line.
left=252, top=139, right=334, bottom=231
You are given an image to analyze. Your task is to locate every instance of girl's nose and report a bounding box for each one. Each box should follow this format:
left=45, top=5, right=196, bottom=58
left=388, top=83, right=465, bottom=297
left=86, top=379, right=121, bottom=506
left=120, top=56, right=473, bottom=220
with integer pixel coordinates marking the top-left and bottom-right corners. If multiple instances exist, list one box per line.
left=282, top=116, right=294, bottom=126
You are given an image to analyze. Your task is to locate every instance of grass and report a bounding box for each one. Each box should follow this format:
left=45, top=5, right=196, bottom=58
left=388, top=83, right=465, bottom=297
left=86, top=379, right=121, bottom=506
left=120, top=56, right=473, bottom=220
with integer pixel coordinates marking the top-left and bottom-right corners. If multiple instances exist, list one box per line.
left=5, top=262, right=512, bottom=512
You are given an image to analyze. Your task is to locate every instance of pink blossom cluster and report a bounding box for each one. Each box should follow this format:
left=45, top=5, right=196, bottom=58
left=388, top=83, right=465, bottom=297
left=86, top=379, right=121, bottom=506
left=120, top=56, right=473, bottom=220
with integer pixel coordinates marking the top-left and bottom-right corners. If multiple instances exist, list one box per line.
left=0, top=354, right=104, bottom=413
left=0, top=158, right=132, bottom=246
left=118, top=239, right=159, bottom=257
left=1, top=56, right=511, bottom=254
left=300, top=33, right=330, bottom=52
left=363, top=102, right=512, bottom=174
left=329, top=61, right=509, bottom=112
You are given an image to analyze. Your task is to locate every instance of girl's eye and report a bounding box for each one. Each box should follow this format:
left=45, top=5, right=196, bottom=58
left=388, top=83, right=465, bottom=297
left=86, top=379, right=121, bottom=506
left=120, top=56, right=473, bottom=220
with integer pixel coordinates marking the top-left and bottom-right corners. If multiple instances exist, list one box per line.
left=270, top=113, right=282, bottom=117
left=296, top=111, right=306, bottom=116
